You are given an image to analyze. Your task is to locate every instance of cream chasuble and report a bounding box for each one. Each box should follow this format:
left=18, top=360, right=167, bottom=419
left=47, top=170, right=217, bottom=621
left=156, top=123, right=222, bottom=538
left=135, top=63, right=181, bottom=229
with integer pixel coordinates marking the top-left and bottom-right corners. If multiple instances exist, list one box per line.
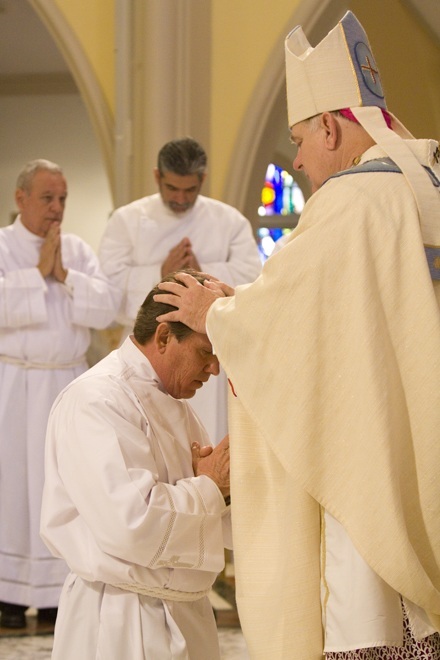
left=207, top=144, right=440, bottom=658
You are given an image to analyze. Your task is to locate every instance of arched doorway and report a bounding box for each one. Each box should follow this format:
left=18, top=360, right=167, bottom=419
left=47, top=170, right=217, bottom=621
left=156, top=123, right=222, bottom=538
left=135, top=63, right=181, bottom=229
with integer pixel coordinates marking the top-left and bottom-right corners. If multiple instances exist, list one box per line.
left=223, top=0, right=349, bottom=236
left=0, top=0, right=113, bottom=252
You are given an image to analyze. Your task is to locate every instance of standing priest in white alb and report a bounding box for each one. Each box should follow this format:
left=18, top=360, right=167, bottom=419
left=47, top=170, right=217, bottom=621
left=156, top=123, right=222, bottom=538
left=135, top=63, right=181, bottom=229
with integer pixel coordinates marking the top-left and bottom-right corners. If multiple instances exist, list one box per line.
left=41, top=272, right=231, bottom=660
left=153, top=11, right=440, bottom=660
left=0, top=159, right=119, bottom=629
left=98, top=137, right=262, bottom=445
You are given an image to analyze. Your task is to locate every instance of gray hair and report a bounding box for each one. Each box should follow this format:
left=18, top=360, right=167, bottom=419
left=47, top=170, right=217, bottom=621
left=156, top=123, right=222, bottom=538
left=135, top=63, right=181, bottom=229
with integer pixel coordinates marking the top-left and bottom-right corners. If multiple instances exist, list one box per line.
left=16, top=159, right=63, bottom=193
left=305, top=111, right=358, bottom=132
left=157, top=138, right=207, bottom=180
left=306, top=114, right=322, bottom=132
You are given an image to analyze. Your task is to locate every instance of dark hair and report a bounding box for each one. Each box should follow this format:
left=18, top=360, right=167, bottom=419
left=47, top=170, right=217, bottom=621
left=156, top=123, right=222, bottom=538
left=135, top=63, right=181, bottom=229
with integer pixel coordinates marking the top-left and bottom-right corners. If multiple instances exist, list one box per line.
left=157, top=138, right=207, bottom=180
left=133, top=270, right=208, bottom=344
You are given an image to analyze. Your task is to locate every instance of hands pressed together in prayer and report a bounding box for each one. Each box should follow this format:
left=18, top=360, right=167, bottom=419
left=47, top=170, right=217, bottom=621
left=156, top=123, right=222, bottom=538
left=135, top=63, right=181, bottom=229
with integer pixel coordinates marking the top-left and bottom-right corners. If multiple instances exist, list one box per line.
left=161, top=237, right=201, bottom=277
left=154, top=271, right=234, bottom=334
left=38, top=224, right=68, bottom=282
left=191, top=435, right=230, bottom=502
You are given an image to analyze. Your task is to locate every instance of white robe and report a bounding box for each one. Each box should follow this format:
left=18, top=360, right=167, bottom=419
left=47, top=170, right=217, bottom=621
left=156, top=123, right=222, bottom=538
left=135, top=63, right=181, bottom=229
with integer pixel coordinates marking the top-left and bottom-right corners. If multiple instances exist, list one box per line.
left=98, top=193, right=262, bottom=444
left=0, top=216, right=119, bottom=608
left=41, top=337, right=232, bottom=660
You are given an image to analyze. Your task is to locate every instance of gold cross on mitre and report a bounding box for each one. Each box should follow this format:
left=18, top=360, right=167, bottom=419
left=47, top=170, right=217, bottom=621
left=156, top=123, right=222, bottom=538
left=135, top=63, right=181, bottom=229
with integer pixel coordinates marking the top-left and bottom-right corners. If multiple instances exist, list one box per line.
left=361, top=55, right=379, bottom=84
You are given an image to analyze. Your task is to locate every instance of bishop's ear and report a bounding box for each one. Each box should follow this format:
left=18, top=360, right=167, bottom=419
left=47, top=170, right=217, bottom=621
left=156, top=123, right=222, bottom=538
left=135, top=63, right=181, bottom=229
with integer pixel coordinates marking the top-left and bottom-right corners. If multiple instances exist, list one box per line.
left=321, top=112, right=339, bottom=151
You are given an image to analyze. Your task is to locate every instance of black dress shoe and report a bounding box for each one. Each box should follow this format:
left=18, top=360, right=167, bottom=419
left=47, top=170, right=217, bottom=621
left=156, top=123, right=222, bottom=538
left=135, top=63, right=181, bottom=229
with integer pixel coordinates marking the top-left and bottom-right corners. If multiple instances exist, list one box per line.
left=0, top=603, right=27, bottom=628
left=38, top=607, right=58, bottom=624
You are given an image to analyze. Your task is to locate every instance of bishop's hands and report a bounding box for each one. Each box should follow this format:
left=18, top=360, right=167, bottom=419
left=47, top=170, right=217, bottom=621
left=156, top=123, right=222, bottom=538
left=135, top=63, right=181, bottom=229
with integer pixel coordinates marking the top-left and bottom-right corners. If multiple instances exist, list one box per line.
left=154, top=271, right=234, bottom=334
left=37, top=224, right=68, bottom=282
left=192, top=435, right=230, bottom=501
left=161, top=237, right=201, bottom=277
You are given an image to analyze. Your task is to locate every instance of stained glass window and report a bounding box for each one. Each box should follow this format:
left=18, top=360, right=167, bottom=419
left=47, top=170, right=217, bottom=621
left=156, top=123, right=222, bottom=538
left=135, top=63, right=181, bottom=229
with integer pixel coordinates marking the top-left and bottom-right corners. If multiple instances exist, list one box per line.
left=258, top=163, right=304, bottom=217
left=257, top=226, right=294, bottom=261
left=257, top=163, right=305, bottom=260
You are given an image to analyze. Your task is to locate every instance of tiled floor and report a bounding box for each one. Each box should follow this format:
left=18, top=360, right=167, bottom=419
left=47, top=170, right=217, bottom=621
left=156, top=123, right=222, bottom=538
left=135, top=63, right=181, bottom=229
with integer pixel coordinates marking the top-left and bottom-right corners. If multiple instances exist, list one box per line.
left=0, top=628, right=249, bottom=659
left=0, top=583, right=250, bottom=659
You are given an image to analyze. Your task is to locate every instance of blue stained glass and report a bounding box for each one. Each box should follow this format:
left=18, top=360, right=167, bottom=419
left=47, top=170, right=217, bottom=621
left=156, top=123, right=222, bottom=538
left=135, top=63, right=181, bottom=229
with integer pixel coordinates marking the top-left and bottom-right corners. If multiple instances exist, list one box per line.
left=257, top=227, right=294, bottom=262
left=257, top=163, right=304, bottom=261
left=259, top=164, right=304, bottom=217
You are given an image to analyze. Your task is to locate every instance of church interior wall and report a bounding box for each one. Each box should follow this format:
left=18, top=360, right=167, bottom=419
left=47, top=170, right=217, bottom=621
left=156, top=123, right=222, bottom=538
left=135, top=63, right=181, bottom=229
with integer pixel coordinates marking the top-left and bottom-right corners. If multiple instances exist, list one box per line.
left=52, top=0, right=115, bottom=114
left=0, top=92, right=113, bottom=253
left=1, top=0, right=439, bottom=247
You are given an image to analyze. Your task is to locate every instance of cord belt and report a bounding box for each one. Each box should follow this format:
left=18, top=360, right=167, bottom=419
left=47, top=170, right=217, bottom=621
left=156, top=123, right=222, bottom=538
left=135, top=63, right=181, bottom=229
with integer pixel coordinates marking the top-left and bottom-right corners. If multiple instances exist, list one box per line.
left=111, top=582, right=210, bottom=602
left=0, top=354, right=87, bottom=370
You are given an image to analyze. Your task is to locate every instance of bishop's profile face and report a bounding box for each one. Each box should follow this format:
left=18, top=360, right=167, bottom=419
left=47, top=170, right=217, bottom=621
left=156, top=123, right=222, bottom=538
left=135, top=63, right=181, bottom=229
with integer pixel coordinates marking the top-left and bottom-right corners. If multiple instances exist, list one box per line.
left=290, top=115, right=339, bottom=193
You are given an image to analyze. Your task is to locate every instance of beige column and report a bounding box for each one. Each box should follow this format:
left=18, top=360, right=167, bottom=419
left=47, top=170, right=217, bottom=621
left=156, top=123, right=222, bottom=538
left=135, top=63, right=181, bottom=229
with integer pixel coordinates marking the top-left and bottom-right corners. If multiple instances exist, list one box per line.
left=115, top=0, right=212, bottom=206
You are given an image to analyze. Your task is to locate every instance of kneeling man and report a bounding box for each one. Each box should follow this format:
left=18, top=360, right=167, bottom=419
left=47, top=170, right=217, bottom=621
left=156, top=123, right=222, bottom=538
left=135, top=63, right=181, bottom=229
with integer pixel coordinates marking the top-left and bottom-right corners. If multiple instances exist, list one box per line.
left=40, top=272, right=231, bottom=660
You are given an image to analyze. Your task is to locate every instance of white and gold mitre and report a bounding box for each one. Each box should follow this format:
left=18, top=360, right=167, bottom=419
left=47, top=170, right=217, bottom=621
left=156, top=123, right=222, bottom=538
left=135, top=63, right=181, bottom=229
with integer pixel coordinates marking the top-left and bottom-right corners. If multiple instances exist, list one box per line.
left=285, top=10, right=386, bottom=128
left=285, top=10, right=440, bottom=251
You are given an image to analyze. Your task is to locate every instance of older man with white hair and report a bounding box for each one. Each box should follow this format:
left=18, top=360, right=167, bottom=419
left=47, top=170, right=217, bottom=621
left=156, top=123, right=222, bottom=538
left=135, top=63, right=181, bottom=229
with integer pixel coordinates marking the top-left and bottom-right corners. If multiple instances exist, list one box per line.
left=0, top=159, right=119, bottom=629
